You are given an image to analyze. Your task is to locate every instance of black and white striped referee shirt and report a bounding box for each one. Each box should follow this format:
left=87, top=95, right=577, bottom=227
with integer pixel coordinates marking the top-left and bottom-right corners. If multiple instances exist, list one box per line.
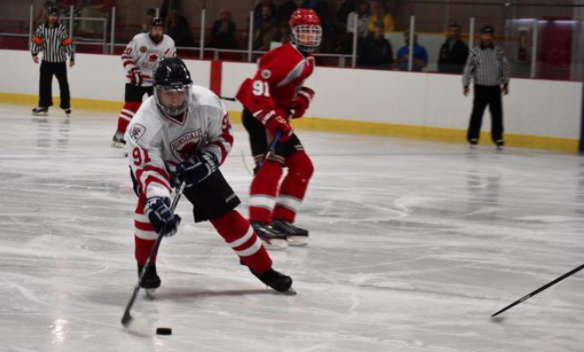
left=462, top=44, right=510, bottom=87
left=30, top=22, right=75, bottom=63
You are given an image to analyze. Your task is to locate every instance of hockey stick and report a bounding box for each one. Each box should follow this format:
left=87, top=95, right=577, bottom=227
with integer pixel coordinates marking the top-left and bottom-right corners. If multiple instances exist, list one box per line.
left=121, top=181, right=186, bottom=327
left=220, top=96, right=237, bottom=102
left=491, top=263, right=584, bottom=318
left=257, top=130, right=282, bottom=171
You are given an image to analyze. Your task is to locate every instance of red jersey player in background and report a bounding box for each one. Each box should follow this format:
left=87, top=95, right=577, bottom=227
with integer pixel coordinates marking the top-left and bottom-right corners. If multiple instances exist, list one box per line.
left=111, top=18, right=176, bottom=148
left=236, top=9, right=321, bottom=249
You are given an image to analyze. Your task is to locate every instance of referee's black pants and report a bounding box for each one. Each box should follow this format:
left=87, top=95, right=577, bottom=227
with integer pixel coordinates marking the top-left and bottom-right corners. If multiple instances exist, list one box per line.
left=467, top=85, right=504, bottom=144
left=39, top=61, right=70, bottom=110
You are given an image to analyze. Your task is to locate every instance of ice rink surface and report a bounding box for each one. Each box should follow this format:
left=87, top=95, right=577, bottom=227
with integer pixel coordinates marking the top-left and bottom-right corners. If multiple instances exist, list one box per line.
left=0, top=104, right=583, bottom=352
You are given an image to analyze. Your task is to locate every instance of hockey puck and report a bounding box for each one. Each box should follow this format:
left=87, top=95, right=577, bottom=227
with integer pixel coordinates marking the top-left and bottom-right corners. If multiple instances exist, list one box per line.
left=156, top=327, right=172, bottom=335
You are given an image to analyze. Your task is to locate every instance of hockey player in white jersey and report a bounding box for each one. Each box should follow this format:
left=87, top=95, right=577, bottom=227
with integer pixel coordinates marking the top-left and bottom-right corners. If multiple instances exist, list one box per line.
left=112, top=18, right=176, bottom=148
left=125, top=58, right=294, bottom=294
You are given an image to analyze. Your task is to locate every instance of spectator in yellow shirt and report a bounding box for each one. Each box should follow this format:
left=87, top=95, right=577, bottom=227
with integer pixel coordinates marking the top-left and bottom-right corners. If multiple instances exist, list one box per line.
left=367, top=0, right=394, bottom=34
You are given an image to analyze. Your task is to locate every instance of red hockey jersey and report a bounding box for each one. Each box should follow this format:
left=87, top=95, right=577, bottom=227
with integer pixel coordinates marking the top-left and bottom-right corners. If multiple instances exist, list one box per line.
left=236, top=43, right=315, bottom=116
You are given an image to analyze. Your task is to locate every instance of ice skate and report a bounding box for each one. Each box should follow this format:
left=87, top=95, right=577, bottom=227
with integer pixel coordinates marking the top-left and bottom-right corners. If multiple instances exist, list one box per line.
left=273, top=218, right=309, bottom=246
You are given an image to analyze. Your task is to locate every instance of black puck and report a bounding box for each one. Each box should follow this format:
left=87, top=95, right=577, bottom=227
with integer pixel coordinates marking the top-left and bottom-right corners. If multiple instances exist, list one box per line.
left=156, top=327, right=172, bottom=335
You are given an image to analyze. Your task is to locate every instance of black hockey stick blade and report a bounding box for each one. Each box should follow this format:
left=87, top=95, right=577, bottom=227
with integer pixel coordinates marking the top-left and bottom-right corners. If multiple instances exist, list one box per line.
left=220, top=96, right=237, bottom=101
left=121, top=182, right=186, bottom=327
left=491, top=263, right=584, bottom=318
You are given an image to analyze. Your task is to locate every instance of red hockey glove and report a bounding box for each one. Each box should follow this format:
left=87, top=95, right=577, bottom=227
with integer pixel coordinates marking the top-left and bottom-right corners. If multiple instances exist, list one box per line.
left=130, top=68, right=143, bottom=86
left=256, top=109, right=292, bottom=142
left=290, top=87, right=315, bottom=119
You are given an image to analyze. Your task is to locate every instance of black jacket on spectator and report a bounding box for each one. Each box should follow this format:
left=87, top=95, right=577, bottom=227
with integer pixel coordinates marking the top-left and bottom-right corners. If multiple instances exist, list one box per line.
left=279, top=1, right=298, bottom=22
left=438, top=39, right=469, bottom=74
left=209, top=20, right=238, bottom=49
left=358, top=34, right=393, bottom=68
left=336, top=0, right=356, bottom=24
left=167, top=16, right=195, bottom=47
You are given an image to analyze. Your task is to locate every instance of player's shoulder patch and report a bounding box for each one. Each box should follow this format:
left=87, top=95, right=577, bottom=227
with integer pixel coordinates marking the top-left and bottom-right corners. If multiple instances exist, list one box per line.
left=129, top=123, right=147, bottom=142
left=261, top=69, right=272, bottom=79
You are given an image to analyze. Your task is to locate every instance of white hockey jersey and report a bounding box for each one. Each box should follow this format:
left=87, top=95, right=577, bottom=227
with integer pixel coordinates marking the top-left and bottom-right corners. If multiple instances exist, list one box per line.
left=125, top=85, right=234, bottom=200
left=121, top=33, right=177, bottom=87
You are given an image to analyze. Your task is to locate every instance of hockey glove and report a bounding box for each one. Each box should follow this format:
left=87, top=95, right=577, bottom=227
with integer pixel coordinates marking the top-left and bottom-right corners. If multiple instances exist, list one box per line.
left=144, top=197, right=181, bottom=237
left=256, top=109, right=292, bottom=142
left=175, top=152, right=218, bottom=187
left=130, top=68, right=143, bottom=86
left=290, top=87, right=315, bottom=119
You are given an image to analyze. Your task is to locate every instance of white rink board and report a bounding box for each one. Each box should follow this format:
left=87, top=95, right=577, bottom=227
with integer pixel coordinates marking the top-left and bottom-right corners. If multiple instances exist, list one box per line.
left=0, top=50, right=211, bottom=101
left=0, top=49, right=581, bottom=140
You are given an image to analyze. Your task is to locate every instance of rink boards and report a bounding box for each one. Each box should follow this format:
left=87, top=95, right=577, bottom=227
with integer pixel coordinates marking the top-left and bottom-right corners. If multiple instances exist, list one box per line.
left=0, top=49, right=581, bottom=152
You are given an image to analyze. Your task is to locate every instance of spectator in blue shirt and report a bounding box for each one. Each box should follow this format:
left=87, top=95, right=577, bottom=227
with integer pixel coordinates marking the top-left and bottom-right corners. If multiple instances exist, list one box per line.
left=395, top=31, right=428, bottom=71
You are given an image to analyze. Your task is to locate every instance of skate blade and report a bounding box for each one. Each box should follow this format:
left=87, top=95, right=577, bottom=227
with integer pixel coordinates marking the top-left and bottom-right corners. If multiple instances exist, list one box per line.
left=262, top=238, right=288, bottom=250
left=33, top=111, right=48, bottom=116
left=287, top=236, right=308, bottom=247
left=282, top=287, right=297, bottom=296
left=144, top=288, right=157, bottom=299
left=111, top=141, right=125, bottom=148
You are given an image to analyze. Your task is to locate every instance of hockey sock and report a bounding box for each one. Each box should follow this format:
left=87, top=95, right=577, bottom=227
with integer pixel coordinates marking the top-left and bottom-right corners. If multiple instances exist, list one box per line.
left=210, top=210, right=272, bottom=274
left=273, top=152, right=314, bottom=223
left=249, top=160, right=283, bottom=224
left=133, top=193, right=158, bottom=265
left=117, top=102, right=141, bottom=134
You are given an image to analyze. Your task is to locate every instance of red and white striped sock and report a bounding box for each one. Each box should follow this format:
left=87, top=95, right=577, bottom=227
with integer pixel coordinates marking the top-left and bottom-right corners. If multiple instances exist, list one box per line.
left=249, top=161, right=283, bottom=224
left=210, top=210, right=272, bottom=274
left=133, top=193, right=158, bottom=265
left=273, top=152, right=314, bottom=223
left=117, top=101, right=141, bottom=134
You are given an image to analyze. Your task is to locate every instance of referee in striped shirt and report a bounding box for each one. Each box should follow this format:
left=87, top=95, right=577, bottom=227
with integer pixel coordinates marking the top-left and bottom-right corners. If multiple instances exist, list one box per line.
left=463, top=25, right=510, bottom=149
left=30, top=6, right=75, bottom=116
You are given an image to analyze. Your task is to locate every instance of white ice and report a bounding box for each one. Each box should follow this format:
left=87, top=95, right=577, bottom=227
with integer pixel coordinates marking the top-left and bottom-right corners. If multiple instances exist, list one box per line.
left=0, top=104, right=582, bottom=352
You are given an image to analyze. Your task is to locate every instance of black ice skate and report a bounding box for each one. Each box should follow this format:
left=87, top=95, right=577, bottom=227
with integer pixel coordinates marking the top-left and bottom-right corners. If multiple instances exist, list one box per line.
left=111, top=131, right=126, bottom=148
left=32, top=107, right=48, bottom=116
left=495, top=140, right=505, bottom=150
left=250, top=220, right=288, bottom=250
left=250, top=267, right=295, bottom=294
left=138, top=263, right=161, bottom=298
left=272, top=219, right=309, bottom=246
left=64, top=108, right=71, bottom=117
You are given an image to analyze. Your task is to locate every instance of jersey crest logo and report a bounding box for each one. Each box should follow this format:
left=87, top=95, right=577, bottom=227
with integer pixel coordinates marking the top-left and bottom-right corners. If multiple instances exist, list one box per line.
left=261, top=69, right=272, bottom=79
left=130, top=124, right=147, bottom=142
left=171, top=130, right=203, bottom=160
left=140, top=46, right=148, bottom=54
left=148, top=53, right=159, bottom=62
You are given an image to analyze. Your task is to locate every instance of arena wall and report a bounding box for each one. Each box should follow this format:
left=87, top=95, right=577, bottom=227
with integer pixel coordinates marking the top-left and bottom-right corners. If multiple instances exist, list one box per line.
left=0, top=49, right=581, bottom=152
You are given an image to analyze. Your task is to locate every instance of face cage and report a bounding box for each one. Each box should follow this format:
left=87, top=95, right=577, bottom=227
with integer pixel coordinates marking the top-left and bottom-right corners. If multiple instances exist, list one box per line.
left=154, top=85, right=191, bottom=117
left=291, top=25, right=322, bottom=52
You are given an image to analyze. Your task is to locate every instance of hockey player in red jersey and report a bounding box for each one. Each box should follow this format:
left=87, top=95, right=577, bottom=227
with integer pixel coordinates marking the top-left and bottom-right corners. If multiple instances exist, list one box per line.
left=126, top=57, right=293, bottom=295
left=112, top=18, right=176, bottom=148
left=236, top=9, right=321, bottom=249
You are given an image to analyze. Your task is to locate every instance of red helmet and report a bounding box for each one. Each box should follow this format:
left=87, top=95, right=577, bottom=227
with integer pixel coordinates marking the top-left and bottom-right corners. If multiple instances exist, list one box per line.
left=289, top=9, right=322, bottom=52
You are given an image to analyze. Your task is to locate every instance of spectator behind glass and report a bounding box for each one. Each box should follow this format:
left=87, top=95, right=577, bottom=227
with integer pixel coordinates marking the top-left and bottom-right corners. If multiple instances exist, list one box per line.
left=337, top=0, right=356, bottom=25
left=253, top=5, right=279, bottom=51
left=209, top=8, right=238, bottom=49
left=279, top=0, right=299, bottom=23
left=167, top=9, right=195, bottom=47
left=438, top=23, right=469, bottom=74
left=301, top=0, right=329, bottom=28
left=254, top=0, right=278, bottom=29
left=79, top=0, right=113, bottom=34
left=395, top=31, right=428, bottom=72
left=358, top=22, right=393, bottom=69
left=367, top=0, right=394, bottom=34
left=142, top=8, right=156, bottom=32
left=347, top=0, right=370, bottom=39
